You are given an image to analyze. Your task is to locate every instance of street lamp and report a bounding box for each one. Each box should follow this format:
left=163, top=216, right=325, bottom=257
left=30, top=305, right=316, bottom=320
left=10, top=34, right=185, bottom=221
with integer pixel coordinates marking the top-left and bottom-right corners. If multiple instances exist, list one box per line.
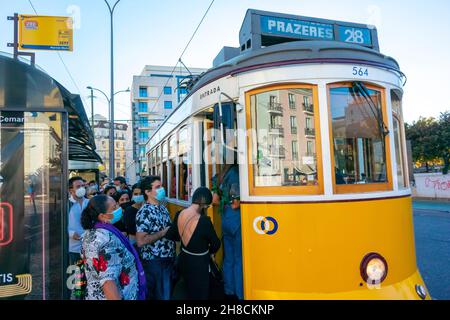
left=104, top=0, right=121, bottom=179
left=86, top=86, right=130, bottom=178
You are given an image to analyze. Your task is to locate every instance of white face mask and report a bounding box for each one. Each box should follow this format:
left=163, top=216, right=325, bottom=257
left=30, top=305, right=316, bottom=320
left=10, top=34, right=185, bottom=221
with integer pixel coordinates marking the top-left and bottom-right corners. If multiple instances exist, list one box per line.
left=69, top=195, right=77, bottom=204
left=75, top=187, right=86, bottom=199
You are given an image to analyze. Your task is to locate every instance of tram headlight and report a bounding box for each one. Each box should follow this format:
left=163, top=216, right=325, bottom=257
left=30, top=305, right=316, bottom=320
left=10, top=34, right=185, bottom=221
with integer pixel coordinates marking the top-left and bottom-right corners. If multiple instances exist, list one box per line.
left=360, top=253, right=388, bottom=284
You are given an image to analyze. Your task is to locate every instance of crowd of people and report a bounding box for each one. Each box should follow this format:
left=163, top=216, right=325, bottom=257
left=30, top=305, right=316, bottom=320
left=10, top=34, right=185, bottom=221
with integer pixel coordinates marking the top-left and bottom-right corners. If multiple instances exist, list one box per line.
left=67, top=168, right=243, bottom=301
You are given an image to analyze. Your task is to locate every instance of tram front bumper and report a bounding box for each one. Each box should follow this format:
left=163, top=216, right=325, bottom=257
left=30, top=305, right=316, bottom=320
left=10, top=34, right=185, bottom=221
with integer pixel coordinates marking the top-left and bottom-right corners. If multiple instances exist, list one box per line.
left=249, top=270, right=431, bottom=300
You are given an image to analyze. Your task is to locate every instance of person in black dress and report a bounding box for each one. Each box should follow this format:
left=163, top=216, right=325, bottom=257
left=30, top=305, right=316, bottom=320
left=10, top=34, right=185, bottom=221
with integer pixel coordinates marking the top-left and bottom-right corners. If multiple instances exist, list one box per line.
left=166, top=187, right=221, bottom=300
left=123, top=183, right=145, bottom=247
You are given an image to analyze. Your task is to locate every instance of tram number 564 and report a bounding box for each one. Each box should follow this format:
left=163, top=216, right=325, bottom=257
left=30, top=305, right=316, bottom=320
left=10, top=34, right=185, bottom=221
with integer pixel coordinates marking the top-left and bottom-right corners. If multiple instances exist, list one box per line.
left=352, top=67, right=369, bottom=77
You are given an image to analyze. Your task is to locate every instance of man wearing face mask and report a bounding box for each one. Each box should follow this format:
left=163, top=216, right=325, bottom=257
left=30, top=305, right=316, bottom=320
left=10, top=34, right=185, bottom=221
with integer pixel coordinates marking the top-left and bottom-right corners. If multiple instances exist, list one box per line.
left=136, top=176, right=175, bottom=300
left=68, top=177, right=90, bottom=265
left=113, top=176, right=130, bottom=193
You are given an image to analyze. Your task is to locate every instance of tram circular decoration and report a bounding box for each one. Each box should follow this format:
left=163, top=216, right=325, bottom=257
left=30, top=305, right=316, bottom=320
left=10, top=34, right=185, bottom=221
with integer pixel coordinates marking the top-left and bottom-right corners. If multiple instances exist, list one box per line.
left=253, top=216, right=279, bottom=235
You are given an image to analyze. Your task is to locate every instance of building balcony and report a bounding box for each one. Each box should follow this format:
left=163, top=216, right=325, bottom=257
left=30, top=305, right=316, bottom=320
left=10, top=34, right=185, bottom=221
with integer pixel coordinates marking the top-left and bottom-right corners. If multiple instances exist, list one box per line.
left=269, top=146, right=286, bottom=158
left=268, top=102, right=283, bottom=113
left=289, top=102, right=296, bottom=110
left=269, top=124, right=284, bottom=136
left=305, top=127, right=316, bottom=136
left=303, top=103, right=314, bottom=113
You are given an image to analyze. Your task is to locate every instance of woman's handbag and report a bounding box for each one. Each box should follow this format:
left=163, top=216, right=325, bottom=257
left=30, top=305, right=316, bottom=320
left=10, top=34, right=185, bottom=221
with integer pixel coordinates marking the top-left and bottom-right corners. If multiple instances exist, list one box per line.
left=209, top=256, right=224, bottom=299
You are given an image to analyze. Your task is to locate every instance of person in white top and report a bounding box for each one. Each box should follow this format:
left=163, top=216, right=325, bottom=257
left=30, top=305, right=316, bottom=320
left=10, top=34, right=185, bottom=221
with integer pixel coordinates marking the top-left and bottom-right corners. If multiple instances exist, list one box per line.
left=68, top=176, right=89, bottom=265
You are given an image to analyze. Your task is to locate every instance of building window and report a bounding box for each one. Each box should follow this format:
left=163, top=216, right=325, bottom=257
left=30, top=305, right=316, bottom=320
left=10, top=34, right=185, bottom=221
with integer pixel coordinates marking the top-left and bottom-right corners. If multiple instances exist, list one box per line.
left=164, top=101, right=173, bottom=109
left=164, top=87, right=172, bottom=95
left=139, top=86, right=148, bottom=97
left=292, top=141, right=299, bottom=161
left=139, top=101, right=148, bottom=112
left=307, top=140, right=314, bottom=156
left=289, top=93, right=296, bottom=109
left=290, top=116, right=297, bottom=134
left=179, top=87, right=188, bottom=95
left=139, top=146, right=146, bottom=157
left=139, top=131, right=149, bottom=143
left=139, top=117, right=148, bottom=127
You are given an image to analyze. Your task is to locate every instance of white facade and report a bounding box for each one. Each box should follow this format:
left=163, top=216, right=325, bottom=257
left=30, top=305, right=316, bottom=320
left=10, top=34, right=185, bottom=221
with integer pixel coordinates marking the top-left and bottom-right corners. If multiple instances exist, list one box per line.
left=130, top=65, right=207, bottom=177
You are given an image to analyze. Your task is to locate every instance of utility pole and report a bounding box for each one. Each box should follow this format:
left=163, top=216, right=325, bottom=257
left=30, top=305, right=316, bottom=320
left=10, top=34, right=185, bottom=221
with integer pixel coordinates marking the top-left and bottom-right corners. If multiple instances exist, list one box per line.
left=104, top=0, right=121, bottom=179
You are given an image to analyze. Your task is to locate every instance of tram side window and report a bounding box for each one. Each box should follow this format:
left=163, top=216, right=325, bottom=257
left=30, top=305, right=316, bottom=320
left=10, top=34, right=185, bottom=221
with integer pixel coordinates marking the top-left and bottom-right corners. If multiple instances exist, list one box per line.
left=178, top=126, right=191, bottom=201
left=329, top=84, right=390, bottom=190
left=249, top=87, right=320, bottom=190
left=156, top=146, right=161, bottom=176
left=162, top=141, right=168, bottom=192
left=392, top=90, right=407, bottom=189
left=168, top=135, right=177, bottom=199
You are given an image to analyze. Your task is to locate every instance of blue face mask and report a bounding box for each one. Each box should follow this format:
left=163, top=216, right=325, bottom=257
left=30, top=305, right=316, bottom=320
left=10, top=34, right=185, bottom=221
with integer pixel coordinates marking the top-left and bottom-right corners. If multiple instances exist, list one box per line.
left=132, top=195, right=145, bottom=204
left=110, top=207, right=123, bottom=224
left=155, top=188, right=166, bottom=202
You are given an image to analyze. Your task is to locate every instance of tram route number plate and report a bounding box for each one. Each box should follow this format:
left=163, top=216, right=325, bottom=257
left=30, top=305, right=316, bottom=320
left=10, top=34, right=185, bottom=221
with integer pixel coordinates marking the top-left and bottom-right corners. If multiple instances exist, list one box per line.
left=352, top=67, right=369, bottom=77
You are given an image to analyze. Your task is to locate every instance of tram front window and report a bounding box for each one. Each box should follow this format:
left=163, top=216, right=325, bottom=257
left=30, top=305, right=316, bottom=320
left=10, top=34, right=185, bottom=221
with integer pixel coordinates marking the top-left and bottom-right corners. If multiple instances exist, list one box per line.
left=329, top=85, right=389, bottom=189
left=249, top=86, right=321, bottom=191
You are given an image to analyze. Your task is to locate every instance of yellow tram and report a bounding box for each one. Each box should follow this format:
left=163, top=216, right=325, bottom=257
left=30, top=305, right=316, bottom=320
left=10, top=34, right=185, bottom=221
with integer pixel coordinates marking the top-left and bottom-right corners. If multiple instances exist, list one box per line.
left=145, top=10, right=429, bottom=299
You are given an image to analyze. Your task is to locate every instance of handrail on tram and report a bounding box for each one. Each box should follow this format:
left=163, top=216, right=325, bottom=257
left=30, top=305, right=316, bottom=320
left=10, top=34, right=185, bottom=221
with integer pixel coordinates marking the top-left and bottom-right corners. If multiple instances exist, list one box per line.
left=218, top=92, right=243, bottom=155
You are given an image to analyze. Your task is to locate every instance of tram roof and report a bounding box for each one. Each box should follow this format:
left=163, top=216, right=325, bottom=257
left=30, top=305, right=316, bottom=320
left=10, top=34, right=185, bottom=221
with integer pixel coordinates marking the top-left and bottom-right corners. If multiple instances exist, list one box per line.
left=0, top=53, right=102, bottom=163
left=190, top=40, right=401, bottom=94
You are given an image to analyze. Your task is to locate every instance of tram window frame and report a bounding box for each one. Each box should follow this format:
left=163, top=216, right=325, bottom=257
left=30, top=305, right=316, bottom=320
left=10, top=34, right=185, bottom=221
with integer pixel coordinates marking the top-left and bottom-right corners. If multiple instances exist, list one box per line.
left=168, top=134, right=177, bottom=199
left=391, top=89, right=408, bottom=189
left=162, top=141, right=168, bottom=192
left=177, top=125, right=191, bottom=201
left=327, top=82, right=393, bottom=194
left=245, top=83, right=324, bottom=196
left=156, top=145, right=161, bottom=176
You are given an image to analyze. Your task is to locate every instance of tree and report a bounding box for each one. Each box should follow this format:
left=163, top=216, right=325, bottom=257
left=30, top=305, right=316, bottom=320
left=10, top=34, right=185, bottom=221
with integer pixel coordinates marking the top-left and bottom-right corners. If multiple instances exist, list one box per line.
left=437, top=111, right=450, bottom=174
left=406, top=111, right=450, bottom=174
left=405, top=117, right=440, bottom=172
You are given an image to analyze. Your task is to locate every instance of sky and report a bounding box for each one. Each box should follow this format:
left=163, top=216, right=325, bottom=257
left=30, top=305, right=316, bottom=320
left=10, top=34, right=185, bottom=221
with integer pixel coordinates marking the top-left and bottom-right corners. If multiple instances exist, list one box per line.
left=0, top=0, right=449, bottom=124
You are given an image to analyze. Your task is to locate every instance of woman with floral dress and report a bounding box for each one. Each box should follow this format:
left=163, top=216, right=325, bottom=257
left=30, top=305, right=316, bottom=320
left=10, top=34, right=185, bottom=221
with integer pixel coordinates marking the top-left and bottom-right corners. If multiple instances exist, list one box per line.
left=81, top=195, right=146, bottom=300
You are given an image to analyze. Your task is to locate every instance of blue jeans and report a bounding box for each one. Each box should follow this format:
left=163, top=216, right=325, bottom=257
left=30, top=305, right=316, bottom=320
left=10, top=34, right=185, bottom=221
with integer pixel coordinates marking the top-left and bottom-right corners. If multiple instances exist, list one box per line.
left=143, top=257, right=175, bottom=300
left=222, top=205, right=243, bottom=299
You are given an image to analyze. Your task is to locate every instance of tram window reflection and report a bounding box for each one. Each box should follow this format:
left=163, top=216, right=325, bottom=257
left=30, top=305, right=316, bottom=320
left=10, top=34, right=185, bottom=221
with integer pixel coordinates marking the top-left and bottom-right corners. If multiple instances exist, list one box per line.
left=162, top=142, right=168, bottom=192
left=250, top=87, right=319, bottom=188
left=329, top=85, right=388, bottom=186
left=177, top=127, right=190, bottom=200
left=168, top=135, right=176, bottom=199
left=391, top=90, right=407, bottom=189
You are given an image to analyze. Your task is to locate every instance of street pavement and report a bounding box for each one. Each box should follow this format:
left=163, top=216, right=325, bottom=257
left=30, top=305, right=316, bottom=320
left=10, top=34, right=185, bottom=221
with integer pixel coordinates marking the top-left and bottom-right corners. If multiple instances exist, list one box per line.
left=413, top=200, right=450, bottom=300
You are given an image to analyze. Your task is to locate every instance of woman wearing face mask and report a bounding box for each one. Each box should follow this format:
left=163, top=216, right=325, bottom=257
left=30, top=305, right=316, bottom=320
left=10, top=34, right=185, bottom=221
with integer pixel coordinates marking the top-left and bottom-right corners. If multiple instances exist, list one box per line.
left=111, top=190, right=131, bottom=233
left=81, top=195, right=146, bottom=300
left=165, top=187, right=221, bottom=300
left=123, top=183, right=145, bottom=247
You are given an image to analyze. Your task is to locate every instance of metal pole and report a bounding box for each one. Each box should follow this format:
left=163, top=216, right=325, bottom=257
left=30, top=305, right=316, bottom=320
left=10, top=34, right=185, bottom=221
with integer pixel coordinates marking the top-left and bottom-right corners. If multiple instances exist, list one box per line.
left=13, top=13, right=18, bottom=59
left=109, top=6, right=115, bottom=179
left=90, top=88, right=94, bottom=128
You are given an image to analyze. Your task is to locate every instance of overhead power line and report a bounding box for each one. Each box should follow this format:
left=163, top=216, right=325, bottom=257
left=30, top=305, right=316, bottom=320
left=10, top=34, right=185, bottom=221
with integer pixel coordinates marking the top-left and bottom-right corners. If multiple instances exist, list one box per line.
left=147, top=0, right=215, bottom=115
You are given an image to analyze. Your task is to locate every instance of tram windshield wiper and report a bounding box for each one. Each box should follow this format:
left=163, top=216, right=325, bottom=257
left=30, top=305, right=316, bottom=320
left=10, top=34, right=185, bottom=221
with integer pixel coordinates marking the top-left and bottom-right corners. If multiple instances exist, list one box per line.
left=351, top=81, right=390, bottom=138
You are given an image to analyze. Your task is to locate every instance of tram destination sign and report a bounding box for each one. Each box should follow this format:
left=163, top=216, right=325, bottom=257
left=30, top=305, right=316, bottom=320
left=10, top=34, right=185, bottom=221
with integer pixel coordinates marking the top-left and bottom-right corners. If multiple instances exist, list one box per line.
left=260, top=15, right=372, bottom=46
left=239, top=10, right=379, bottom=52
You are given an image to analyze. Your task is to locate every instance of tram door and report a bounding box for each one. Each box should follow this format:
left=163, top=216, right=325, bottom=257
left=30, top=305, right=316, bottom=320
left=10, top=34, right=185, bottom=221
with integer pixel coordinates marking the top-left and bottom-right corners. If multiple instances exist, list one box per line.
left=200, top=103, right=237, bottom=268
left=0, top=111, right=66, bottom=300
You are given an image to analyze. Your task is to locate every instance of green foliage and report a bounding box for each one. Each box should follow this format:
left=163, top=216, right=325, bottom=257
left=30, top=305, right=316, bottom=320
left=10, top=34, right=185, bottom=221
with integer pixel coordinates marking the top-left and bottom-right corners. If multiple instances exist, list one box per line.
left=406, top=111, right=450, bottom=174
